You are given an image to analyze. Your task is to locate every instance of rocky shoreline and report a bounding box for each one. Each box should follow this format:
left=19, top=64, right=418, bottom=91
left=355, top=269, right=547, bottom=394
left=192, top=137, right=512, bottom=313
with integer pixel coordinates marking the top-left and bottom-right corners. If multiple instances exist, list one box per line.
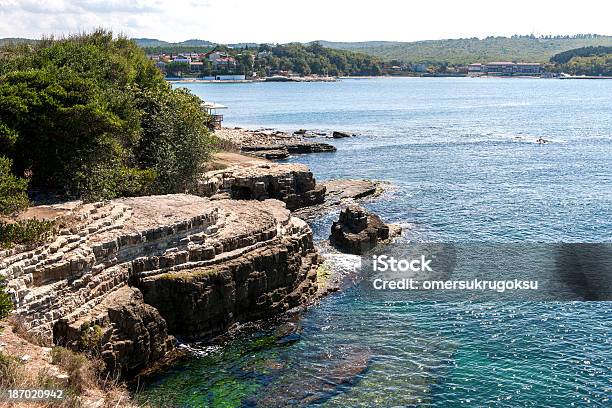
left=1, top=195, right=319, bottom=376
left=0, top=126, right=399, bottom=387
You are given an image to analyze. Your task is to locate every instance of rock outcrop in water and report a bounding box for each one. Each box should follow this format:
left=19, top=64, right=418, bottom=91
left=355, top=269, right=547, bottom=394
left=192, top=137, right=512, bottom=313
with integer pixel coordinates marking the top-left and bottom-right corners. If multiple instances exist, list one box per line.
left=330, top=204, right=401, bottom=254
left=0, top=195, right=319, bottom=375
left=294, top=179, right=385, bottom=222
left=198, top=162, right=326, bottom=210
left=214, top=127, right=336, bottom=159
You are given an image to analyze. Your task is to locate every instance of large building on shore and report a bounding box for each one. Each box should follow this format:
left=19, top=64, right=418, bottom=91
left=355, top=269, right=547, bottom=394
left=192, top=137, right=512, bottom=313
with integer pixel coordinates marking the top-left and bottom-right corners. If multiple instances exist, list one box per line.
left=468, top=62, right=541, bottom=76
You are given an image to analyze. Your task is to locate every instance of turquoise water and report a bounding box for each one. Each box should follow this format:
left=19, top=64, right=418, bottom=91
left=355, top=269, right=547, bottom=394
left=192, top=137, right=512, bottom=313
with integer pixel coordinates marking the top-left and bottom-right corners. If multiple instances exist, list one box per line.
left=140, top=78, right=612, bottom=407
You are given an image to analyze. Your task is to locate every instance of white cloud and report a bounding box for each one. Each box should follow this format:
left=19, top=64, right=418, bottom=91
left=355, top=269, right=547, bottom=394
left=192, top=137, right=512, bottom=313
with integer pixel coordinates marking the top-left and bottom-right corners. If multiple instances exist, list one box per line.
left=0, top=0, right=610, bottom=42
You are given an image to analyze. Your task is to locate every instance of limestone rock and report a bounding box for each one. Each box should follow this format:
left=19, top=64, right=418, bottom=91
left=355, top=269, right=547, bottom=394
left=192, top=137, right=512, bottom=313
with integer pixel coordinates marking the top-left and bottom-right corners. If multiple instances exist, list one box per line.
left=214, top=127, right=336, bottom=158
left=198, top=163, right=326, bottom=210
left=294, top=179, right=385, bottom=222
left=1, top=194, right=320, bottom=375
left=330, top=204, right=401, bottom=254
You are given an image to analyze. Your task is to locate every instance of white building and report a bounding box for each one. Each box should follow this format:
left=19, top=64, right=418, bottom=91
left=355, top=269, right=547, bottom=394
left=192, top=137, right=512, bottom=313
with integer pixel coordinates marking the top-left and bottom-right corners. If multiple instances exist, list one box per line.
left=468, top=63, right=483, bottom=75
left=215, top=74, right=245, bottom=81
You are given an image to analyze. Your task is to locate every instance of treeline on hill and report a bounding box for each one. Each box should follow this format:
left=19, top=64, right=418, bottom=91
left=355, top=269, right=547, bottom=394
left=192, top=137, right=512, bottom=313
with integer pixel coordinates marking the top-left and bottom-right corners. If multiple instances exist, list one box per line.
left=0, top=31, right=216, bottom=222
left=549, top=46, right=612, bottom=76
left=319, top=34, right=612, bottom=65
left=255, top=43, right=383, bottom=76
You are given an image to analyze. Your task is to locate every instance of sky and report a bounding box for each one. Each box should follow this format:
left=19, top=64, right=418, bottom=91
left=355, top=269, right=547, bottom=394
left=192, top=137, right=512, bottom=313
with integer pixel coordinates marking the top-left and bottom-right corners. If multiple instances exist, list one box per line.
left=0, top=0, right=611, bottom=43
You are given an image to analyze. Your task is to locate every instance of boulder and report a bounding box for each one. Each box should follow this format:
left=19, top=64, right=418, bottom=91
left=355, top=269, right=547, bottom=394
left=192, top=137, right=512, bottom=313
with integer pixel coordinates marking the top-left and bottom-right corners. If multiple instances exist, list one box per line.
left=249, top=148, right=290, bottom=160
left=330, top=204, right=400, bottom=254
left=332, top=131, right=351, bottom=138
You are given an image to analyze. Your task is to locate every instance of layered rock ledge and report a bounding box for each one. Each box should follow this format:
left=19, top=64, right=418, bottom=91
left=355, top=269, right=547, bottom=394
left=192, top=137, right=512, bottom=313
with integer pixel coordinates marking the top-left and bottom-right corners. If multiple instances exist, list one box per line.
left=0, top=195, right=318, bottom=375
left=198, top=159, right=326, bottom=210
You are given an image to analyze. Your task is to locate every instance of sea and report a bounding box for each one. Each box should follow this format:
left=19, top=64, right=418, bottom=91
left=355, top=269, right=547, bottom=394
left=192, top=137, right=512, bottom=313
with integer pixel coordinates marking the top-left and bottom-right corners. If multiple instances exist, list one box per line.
left=139, top=78, right=611, bottom=407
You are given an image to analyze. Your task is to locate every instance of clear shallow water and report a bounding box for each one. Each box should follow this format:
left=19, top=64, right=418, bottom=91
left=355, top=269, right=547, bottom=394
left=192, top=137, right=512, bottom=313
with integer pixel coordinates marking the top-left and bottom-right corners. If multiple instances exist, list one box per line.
left=141, top=78, right=612, bottom=407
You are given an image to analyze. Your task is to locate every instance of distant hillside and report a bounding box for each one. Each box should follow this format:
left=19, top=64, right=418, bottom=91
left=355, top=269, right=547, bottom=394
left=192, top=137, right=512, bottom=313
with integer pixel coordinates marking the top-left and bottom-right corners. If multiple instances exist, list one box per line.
left=5, top=35, right=612, bottom=65
left=133, top=38, right=215, bottom=47
left=316, top=35, right=612, bottom=65
left=549, top=46, right=612, bottom=76
left=131, top=38, right=171, bottom=47
left=550, top=46, right=612, bottom=63
left=0, top=37, right=36, bottom=46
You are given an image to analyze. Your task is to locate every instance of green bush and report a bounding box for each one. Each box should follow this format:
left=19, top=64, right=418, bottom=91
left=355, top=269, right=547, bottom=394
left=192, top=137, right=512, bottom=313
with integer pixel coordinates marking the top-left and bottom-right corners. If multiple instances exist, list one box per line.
left=0, top=30, right=214, bottom=201
left=137, top=87, right=216, bottom=193
left=0, top=276, right=12, bottom=319
left=0, top=219, right=55, bottom=248
left=0, top=156, right=29, bottom=215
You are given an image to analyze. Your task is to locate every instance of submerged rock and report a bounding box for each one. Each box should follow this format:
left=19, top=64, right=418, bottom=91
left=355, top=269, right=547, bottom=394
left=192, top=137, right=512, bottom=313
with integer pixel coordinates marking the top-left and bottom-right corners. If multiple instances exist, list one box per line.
left=330, top=204, right=401, bottom=254
left=252, top=344, right=371, bottom=407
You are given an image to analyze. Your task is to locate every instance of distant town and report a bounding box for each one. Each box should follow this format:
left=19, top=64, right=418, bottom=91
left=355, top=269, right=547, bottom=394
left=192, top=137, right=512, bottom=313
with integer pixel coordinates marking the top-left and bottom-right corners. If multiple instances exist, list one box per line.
left=139, top=37, right=611, bottom=81
left=148, top=44, right=611, bottom=81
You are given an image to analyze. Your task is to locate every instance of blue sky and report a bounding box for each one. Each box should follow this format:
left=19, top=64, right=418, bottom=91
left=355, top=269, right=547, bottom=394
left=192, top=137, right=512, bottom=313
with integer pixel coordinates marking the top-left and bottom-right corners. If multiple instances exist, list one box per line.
left=1, top=0, right=611, bottom=42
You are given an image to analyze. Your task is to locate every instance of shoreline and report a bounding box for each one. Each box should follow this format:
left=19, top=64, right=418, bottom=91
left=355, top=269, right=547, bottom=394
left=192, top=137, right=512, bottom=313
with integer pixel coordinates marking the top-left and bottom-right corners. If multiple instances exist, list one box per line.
left=167, top=75, right=340, bottom=84
left=1, top=121, right=395, bottom=402
left=166, top=75, right=579, bottom=85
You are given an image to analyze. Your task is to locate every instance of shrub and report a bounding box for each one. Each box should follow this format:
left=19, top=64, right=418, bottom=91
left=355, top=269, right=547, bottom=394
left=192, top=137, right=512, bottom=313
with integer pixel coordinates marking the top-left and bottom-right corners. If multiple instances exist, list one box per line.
left=78, top=323, right=104, bottom=354
left=0, top=351, right=22, bottom=388
left=0, top=219, right=55, bottom=248
left=0, top=276, right=12, bottom=319
left=51, top=346, right=102, bottom=394
left=0, top=156, right=28, bottom=215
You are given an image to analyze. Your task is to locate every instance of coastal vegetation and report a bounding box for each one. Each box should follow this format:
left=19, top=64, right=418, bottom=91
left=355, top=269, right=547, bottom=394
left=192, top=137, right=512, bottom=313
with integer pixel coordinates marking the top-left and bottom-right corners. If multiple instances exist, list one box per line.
left=0, top=30, right=216, bottom=204
left=0, top=218, right=55, bottom=248
left=0, top=276, right=11, bottom=318
left=252, top=43, right=383, bottom=76
left=549, top=46, right=612, bottom=76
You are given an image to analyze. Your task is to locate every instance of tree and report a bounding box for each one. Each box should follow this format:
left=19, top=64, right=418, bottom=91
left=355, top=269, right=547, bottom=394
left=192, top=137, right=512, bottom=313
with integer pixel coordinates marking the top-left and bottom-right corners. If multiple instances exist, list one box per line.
left=137, top=88, right=216, bottom=193
left=0, top=30, right=216, bottom=201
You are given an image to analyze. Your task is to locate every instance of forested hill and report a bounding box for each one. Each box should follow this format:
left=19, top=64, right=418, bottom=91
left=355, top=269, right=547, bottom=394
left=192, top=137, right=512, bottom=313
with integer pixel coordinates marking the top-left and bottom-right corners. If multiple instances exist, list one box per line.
left=549, top=46, right=612, bottom=76
left=316, top=35, right=612, bottom=64
left=550, top=46, right=612, bottom=64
